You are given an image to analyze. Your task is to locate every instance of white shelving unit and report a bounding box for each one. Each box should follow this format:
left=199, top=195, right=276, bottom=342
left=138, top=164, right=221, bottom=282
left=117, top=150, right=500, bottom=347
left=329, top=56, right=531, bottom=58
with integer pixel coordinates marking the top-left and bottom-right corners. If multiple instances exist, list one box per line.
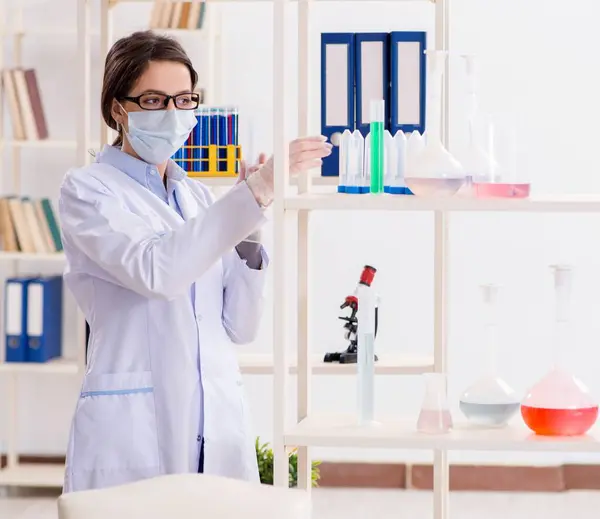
left=268, top=1, right=600, bottom=519
left=0, top=0, right=91, bottom=488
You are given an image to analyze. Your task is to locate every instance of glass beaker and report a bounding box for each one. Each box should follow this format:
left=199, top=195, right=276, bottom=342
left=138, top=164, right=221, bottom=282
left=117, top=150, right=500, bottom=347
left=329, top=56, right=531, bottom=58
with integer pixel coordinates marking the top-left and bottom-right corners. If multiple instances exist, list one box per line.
left=459, top=55, right=493, bottom=189
left=404, top=51, right=466, bottom=198
left=521, top=265, right=599, bottom=436
left=417, top=373, right=453, bottom=434
left=459, top=285, right=520, bottom=427
left=472, top=115, right=531, bottom=199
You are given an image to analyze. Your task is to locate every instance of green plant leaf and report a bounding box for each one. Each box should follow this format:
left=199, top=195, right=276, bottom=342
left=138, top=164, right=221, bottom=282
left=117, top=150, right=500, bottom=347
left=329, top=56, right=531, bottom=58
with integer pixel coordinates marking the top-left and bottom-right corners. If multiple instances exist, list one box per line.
left=255, top=437, right=320, bottom=488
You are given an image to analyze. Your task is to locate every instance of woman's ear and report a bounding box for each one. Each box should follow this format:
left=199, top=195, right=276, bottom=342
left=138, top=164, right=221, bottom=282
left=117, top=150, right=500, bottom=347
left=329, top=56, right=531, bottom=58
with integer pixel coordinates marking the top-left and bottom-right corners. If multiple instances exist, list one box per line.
left=111, top=99, right=126, bottom=128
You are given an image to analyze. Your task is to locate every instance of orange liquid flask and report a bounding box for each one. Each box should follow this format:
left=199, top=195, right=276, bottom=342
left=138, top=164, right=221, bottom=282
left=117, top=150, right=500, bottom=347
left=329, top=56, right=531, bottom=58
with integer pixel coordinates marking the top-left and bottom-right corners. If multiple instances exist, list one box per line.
left=521, top=265, right=599, bottom=436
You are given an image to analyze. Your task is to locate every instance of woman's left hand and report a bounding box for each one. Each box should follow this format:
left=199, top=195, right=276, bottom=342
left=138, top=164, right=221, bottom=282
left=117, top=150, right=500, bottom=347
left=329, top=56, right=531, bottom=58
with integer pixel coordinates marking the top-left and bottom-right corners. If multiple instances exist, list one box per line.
left=238, top=153, right=267, bottom=184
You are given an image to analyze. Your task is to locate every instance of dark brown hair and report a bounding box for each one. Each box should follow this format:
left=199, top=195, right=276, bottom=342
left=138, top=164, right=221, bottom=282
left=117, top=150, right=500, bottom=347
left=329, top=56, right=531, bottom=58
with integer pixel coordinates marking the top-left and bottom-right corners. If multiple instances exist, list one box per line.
left=101, top=30, right=198, bottom=146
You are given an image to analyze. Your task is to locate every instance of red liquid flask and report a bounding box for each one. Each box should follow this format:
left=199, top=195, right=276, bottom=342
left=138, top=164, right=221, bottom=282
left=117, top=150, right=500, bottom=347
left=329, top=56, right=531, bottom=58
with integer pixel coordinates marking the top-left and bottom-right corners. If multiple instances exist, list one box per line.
left=521, top=266, right=598, bottom=436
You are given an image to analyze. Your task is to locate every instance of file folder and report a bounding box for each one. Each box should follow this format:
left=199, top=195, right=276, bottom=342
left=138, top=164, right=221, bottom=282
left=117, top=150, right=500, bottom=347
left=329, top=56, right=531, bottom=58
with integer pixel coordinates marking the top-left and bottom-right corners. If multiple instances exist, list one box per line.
left=26, top=275, right=63, bottom=363
left=4, top=277, right=32, bottom=362
left=321, top=33, right=355, bottom=177
left=355, top=33, right=390, bottom=136
left=390, top=31, right=427, bottom=135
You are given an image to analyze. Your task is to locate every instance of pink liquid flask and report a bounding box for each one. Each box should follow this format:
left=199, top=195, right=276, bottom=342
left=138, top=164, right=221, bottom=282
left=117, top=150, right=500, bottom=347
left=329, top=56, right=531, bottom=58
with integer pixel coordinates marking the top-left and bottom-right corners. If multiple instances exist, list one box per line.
left=417, top=373, right=453, bottom=434
left=521, top=265, right=599, bottom=436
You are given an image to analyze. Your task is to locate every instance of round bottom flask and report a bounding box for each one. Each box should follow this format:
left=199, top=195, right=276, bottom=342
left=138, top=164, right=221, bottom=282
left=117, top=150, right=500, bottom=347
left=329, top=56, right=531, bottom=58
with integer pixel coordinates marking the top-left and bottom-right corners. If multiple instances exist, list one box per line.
left=460, top=377, right=520, bottom=428
left=521, top=367, right=598, bottom=436
left=521, top=265, right=599, bottom=436
left=405, top=51, right=465, bottom=198
left=459, top=284, right=519, bottom=428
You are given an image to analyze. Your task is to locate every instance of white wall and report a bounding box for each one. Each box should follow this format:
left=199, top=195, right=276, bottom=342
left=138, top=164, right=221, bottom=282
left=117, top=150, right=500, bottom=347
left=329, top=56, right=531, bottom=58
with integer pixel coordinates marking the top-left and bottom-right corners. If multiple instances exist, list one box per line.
left=3, top=0, right=600, bottom=466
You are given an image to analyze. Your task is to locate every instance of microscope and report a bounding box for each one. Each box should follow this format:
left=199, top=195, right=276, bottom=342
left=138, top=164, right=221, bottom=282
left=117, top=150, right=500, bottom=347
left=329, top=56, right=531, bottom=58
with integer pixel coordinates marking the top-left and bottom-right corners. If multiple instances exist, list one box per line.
left=323, top=265, right=379, bottom=364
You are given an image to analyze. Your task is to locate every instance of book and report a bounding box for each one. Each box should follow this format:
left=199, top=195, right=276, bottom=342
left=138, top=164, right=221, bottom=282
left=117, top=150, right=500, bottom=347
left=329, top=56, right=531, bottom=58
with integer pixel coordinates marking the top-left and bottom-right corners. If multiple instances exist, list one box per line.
left=0, top=196, right=62, bottom=254
left=149, top=1, right=206, bottom=30
left=1, top=68, right=49, bottom=141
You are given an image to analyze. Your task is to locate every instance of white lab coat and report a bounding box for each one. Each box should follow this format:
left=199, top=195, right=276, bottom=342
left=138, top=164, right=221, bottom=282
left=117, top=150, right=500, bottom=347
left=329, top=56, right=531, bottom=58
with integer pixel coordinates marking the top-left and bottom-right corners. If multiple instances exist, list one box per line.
left=58, top=158, right=268, bottom=493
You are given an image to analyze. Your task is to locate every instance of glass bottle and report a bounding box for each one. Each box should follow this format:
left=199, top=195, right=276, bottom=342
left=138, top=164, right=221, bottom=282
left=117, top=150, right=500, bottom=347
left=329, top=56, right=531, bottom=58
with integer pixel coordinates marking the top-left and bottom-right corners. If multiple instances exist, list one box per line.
left=521, top=265, right=599, bottom=436
left=357, top=266, right=377, bottom=425
left=417, top=373, right=453, bottom=434
left=404, top=50, right=466, bottom=198
left=459, top=284, right=520, bottom=427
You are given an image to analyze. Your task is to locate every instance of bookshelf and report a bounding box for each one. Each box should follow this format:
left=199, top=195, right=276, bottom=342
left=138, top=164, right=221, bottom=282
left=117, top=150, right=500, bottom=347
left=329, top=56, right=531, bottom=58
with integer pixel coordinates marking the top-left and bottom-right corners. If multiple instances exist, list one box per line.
left=0, top=0, right=92, bottom=488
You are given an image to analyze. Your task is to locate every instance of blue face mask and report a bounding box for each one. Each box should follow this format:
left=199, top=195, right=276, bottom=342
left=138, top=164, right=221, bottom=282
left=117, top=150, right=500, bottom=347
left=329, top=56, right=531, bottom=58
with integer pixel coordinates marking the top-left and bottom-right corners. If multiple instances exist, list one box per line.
left=121, top=107, right=198, bottom=165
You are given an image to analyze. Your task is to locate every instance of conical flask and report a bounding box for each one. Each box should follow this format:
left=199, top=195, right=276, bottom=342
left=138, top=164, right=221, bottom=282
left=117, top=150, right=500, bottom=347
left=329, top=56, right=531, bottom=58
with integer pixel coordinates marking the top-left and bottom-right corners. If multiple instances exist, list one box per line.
left=521, top=265, right=599, bottom=436
left=417, top=373, right=453, bottom=434
left=404, top=50, right=465, bottom=197
left=459, top=284, right=520, bottom=427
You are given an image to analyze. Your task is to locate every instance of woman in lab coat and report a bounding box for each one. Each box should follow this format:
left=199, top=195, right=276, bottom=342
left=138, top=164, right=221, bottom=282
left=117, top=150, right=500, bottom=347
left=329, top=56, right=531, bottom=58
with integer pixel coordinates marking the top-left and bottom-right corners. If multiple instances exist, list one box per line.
left=59, top=30, right=331, bottom=493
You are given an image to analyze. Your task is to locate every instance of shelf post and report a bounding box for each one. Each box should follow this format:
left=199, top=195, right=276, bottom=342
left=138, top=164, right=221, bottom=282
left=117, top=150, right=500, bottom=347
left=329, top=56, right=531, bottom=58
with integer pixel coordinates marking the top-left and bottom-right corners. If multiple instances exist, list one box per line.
left=100, top=0, right=114, bottom=148
left=272, top=0, right=291, bottom=489
left=11, top=3, right=23, bottom=196
left=296, top=0, right=313, bottom=492
left=433, top=1, right=451, bottom=518
left=0, top=0, right=4, bottom=195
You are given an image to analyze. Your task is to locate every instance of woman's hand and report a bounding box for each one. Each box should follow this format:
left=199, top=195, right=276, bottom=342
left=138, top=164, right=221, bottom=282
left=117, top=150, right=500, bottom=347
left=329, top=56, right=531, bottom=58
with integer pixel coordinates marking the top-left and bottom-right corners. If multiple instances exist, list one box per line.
left=245, top=136, right=332, bottom=206
left=238, top=153, right=267, bottom=184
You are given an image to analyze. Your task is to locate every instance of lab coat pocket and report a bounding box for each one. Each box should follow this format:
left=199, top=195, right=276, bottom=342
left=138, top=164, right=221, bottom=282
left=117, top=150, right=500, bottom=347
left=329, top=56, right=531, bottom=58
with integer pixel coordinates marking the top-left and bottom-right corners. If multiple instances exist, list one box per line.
left=72, top=371, right=160, bottom=473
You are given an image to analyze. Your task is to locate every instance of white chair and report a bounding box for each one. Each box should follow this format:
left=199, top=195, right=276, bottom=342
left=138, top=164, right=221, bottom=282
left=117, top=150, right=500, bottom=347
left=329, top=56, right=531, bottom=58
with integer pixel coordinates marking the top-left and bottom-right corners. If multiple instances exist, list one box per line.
left=57, top=474, right=312, bottom=519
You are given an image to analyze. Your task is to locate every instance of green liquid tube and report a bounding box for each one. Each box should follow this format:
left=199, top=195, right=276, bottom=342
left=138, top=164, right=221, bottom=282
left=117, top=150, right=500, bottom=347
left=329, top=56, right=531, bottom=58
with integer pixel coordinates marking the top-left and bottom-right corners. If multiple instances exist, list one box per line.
left=370, top=100, right=385, bottom=194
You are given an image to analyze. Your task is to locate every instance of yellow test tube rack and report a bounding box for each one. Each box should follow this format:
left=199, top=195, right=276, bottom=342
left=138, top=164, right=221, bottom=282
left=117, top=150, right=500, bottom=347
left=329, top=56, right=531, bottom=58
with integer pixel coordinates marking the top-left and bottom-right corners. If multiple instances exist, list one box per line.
left=178, top=144, right=242, bottom=178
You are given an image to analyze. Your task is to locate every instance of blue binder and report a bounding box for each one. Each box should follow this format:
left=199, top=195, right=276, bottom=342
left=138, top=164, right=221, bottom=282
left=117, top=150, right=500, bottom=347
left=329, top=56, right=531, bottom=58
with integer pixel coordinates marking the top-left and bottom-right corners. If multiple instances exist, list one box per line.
left=26, top=275, right=63, bottom=363
left=389, top=31, right=427, bottom=135
left=4, top=277, right=32, bottom=363
left=321, top=33, right=355, bottom=177
left=355, top=33, right=390, bottom=136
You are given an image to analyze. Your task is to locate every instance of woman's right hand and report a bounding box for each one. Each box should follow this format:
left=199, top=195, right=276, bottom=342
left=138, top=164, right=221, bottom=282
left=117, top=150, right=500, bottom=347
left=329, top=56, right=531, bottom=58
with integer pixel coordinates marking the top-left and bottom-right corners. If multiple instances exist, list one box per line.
left=246, top=136, right=332, bottom=206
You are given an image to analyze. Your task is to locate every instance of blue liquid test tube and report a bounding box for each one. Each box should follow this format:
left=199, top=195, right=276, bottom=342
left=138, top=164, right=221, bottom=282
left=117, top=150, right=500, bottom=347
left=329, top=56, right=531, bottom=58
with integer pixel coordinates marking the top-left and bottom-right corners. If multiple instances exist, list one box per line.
left=200, top=107, right=210, bottom=173
left=193, top=108, right=203, bottom=173
left=209, top=107, right=219, bottom=173
left=218, top=107, right=228, bottom=173
left=229, top=107, right=239, bottom=173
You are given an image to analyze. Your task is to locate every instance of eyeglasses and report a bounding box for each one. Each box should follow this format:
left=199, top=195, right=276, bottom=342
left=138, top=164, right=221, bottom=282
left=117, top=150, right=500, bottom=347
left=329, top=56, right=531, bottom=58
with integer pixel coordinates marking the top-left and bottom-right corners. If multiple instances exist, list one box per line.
left=121, top=92, right=201, bottom=111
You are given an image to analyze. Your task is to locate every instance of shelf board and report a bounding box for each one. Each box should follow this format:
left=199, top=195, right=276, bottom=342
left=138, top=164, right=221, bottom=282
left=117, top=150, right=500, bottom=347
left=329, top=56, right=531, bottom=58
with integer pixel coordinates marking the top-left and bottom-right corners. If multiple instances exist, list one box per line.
left=117, top=0, right=433, bottom=3
left=1, top=29, right=100, bottom=37
left=0, top=251, right=65, bottom=261
left=197, top=176, right=338, bottom=187
left=0, top=139, right=100, bottom=149
left=0, top=357, right=80, bottom=374
left=284, top=193, right=600, bottom=213
left=237, top=353, right=434, bottom=375
left=0, top=463, right=64, bottom=487
left=285, top=414, right=600, bottom=452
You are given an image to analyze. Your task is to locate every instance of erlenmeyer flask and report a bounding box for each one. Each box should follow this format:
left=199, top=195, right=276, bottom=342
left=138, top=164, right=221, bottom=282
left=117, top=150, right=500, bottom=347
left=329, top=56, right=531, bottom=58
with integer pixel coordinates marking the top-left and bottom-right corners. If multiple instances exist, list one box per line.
left=459, top=284, right=520, bottom=427
left=404, top=51, right=465, bottom=197
left=417, top=373, right=453, bottom=434
left=521, top=265, right=599, bottom=436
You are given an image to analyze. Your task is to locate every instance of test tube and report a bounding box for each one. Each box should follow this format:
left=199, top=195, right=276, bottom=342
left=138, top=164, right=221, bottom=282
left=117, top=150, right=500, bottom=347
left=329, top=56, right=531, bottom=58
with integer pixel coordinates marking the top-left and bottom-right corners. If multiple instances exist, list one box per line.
left=344, top=130, right=364, bottom=194
left=338, top=129, right=351, bottom=193
left=218, top=107, right=228, bottom=173
left=370, top=99, right=385, bottom=194
left=200, top=107, right=210, bottom=173
left=362, top=133, right=371, bottom=194
left=209, top=107, right=219, bottom=173
left=387, top=130, right=408, bottom=195
left=193, top=107, right=204, bottom=174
